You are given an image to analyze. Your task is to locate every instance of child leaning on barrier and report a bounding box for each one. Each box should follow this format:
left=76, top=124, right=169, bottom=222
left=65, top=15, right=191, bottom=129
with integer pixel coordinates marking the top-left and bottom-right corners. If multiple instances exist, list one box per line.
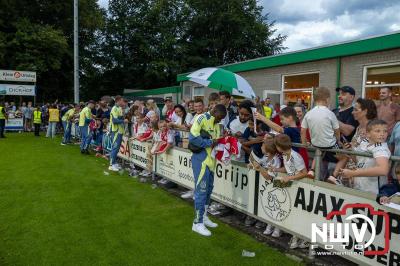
left=249, top=138, right=282, bottom=238
left=151, top=120, right=174, bottom=155
left=301, top=87, right=340, bottom=180
left=273, top=134, right=309, bottom=249
left=340, top=119, right=391, bottom=195
left=140, top=120, right=159, bottom=179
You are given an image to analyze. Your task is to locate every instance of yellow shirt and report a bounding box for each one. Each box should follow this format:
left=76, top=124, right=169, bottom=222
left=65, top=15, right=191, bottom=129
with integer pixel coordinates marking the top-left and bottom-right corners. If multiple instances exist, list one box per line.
left=263, top=105, right=273, bottom=119
left=79, top=107, right=91, bottom=127
left=48, top=108, right=60, bottom=122
left=62, top=109, right=75, bottom=122
left=190, top=112, right=221, bottom=171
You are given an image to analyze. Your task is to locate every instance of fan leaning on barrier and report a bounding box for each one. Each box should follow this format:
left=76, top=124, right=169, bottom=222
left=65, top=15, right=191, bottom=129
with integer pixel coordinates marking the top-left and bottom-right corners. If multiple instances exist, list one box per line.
left=187, top=67, right=256, bottom=100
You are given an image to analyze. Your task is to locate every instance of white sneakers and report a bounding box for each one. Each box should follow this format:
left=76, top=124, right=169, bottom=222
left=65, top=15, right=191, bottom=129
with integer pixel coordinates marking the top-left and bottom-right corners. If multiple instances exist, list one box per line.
left=181, top=190, right=194, bottom=199
left=289, top=236, right=309, bottom=249
left=263, top=224, right=282, bottom=238
left=192, top=223, right=211, bottom=237
left=203, top=215, right=218, bottom=228
left=108, top=165, right=120, bottom=172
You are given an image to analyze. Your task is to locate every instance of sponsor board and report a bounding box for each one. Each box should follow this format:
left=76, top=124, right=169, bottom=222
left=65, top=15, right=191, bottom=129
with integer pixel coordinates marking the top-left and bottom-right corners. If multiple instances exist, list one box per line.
left=5, top=118, right=23, bottom=131
left=0, top=84, right=35, bottom=96
left=0, top=70, right=36, bottom=82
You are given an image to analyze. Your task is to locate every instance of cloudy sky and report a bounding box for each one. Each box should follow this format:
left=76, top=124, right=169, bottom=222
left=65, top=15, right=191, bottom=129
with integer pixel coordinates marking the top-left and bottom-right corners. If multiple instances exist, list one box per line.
left=98, top=0, right=400, bottom=51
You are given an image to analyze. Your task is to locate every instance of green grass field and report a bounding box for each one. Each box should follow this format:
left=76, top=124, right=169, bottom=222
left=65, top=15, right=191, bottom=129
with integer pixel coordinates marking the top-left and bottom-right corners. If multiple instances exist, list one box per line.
left=0, top=133, right=302, bottom=265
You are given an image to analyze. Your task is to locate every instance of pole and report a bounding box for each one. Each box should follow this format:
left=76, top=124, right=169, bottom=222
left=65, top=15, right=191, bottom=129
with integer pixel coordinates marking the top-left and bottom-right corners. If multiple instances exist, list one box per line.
left=73, top=0, right=79, bottom=103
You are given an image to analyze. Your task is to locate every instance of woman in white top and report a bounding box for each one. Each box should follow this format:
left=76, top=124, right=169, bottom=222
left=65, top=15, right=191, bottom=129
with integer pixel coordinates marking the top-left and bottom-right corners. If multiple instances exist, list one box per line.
left=168, top=104, right=193, bottom=146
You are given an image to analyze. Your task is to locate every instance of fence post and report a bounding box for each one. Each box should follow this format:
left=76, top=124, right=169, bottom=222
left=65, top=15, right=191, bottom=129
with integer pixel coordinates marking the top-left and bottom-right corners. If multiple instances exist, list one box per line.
left=314, top=148, right=322, bottom=181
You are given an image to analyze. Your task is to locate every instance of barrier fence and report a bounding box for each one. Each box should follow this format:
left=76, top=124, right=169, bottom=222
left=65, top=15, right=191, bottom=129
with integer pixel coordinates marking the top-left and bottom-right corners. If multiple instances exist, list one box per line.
left=114, top=136, right=400, bottom=266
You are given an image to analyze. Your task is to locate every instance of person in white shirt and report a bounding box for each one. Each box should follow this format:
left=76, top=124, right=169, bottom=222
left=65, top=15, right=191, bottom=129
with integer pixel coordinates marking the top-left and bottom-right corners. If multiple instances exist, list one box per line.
left=273, top=134, right=309, bottom=250
left=227, top=100, right=254, bottom=162
left=340, top=119, right=391, bottom=194
left=168, top=104, right=193, bottom=146
left=301, top=87, right=341, bottom=180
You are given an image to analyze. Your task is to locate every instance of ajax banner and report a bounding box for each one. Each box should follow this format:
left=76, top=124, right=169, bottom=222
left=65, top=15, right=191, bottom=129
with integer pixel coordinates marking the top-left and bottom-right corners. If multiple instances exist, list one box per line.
left=118, top=136, right=131, bottom=161
left=256, top=178, right=400, bottom=266
left=117, top=145, right=400, bottom=266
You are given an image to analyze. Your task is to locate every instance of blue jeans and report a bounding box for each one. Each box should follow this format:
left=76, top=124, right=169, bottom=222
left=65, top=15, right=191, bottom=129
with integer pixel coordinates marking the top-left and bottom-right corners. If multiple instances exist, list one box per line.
left=63, top=121, right=72, bottom=143
left=192, top=151, right=214, bottom=224
left=110, top=131, right=123, bottom=165
left=79, top=126, right=92, bottom=151
left=46, top=122, right=57, bottom=138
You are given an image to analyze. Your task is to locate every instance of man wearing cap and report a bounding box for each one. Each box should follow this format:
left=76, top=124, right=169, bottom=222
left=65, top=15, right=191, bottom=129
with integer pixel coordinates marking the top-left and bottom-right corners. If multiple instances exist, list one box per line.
left=79, top=100, right=95, bottom=154
left=333, top=86, right=358, bottom=142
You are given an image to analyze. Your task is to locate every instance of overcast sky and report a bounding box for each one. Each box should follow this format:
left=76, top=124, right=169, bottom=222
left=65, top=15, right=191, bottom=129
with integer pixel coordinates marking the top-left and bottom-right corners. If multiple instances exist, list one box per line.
left=98, top=0, right=400, bottom=51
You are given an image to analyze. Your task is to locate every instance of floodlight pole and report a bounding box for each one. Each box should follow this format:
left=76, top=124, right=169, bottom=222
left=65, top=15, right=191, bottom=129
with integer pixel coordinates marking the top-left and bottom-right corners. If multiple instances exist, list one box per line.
left=73, top=0, right=79, bottom=103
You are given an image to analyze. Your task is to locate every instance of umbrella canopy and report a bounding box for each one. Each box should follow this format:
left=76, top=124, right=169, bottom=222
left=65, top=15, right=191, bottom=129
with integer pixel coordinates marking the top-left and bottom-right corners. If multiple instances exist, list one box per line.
left=187, top=67, right=256, bottom=99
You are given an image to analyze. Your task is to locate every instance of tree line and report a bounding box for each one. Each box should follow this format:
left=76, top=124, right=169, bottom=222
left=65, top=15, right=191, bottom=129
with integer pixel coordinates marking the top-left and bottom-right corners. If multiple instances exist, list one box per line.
left=0, top=0, right=286, bottom=102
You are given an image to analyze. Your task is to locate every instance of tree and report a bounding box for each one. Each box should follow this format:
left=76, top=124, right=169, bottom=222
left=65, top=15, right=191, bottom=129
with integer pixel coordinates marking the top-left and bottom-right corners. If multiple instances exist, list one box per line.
left=0, top=0, right=105, bottom=102
left=182, top=0, right=286, bottom=70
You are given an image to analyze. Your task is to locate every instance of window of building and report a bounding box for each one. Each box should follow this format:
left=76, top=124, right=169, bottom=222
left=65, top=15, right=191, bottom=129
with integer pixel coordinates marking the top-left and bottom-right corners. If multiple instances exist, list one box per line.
left=192, top=86, right=205, bottom=101
left=363, top=63, right=400, bottom=104
left=282, top=72, right=319, bottom=109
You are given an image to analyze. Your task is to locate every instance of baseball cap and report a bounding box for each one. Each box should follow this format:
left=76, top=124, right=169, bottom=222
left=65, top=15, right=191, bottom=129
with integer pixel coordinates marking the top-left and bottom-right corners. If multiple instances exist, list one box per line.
left=164, top=97, right=172, bottom=102
left=336, top=86, right=355, bottom=96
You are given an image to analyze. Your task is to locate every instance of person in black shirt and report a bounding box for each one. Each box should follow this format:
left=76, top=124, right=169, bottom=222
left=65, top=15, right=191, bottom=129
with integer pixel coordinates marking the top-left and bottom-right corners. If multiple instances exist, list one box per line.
left=333, top=86, right=359, bottom=142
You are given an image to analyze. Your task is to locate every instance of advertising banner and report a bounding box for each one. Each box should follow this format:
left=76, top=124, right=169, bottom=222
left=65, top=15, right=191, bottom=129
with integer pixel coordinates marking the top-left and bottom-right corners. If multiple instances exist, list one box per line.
left=0, top=84, right=36, bottom=96
left=0, top=70, right=36, bottom=82
left=5, top=118, right=23, bottom=131
left=128, top=139, right=151, bottom=169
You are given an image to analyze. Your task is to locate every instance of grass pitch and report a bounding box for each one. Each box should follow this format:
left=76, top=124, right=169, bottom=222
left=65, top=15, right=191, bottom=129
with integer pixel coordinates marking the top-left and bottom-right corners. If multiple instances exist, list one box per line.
left=0, top=133, right=302, bottom=265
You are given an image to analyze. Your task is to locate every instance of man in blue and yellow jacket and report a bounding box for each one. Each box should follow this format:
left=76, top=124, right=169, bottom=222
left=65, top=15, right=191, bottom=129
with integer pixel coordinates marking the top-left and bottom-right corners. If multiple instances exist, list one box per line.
left=108, top=96, right=128, bottom=172
left=189, top=104, right=226, bottom=237
left=79, top=100, right=95, bottom=154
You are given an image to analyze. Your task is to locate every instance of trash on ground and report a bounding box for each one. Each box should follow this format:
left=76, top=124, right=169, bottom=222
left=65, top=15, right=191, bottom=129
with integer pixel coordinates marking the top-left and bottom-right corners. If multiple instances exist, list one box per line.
left=242, top=250, right=255, bottom=257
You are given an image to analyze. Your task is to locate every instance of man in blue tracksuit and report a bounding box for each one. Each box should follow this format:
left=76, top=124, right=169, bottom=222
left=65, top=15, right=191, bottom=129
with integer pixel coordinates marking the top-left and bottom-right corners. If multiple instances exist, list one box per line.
left=108, top=96, right=128, bottom=172
left=189, top=104, right=227, bottom=236
left=79, top=100, right=95, bottom=154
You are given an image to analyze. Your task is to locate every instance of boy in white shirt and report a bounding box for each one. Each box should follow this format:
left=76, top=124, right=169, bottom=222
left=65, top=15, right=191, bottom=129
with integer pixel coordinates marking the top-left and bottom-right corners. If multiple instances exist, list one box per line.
left=274, top=134, right=309, bottom=249
left=340, top=119, right=391, bottom=194
left=301, top=87, right=340, bottom=180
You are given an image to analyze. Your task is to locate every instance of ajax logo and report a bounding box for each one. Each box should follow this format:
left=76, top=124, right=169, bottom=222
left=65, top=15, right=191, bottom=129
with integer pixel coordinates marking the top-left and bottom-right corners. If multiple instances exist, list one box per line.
left=311, top=203, right=390, bottom=256
left=259, top=179, right=291, bottom=222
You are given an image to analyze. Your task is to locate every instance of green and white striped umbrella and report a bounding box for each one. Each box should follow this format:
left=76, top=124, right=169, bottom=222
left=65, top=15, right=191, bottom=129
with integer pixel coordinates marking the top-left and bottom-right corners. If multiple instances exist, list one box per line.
left=187, top=67, right=256, bottom=99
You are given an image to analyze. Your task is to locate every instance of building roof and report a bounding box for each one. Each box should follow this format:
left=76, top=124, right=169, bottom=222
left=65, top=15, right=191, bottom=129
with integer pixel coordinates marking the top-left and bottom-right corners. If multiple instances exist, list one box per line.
left=177, top=31, right=400, bottom=82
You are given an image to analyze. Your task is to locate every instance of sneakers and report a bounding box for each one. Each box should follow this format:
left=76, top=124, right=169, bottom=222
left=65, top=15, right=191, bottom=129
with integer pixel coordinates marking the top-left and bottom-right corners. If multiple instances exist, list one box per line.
left=158, top=178, right=168, bottom=184
left=255, top=221, right=265, bottom=229
left=181, top=190, right=194, bottom=199
left=298, top=239, right=310, bottom=249
left=108, top=165, right=119, bottom=172
left=61, top=142, right=66, bottom=146
left=192, top=223, right=211, bottom=236
left=141, top=170, right=152, bottom=177
left=289, top=236, right=299, bottom=249
left=271, top=228, right=281, bottom=238
left=203, top=215, right=218, bottom=228
left=244, top=216, right=256, bottom=227
left=263, top=224, right=274, bottom=235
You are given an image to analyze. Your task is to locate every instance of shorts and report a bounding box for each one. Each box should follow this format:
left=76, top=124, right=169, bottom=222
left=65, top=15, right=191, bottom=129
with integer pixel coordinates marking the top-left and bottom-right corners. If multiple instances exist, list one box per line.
left=313, top=143, right=340, bottom=163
